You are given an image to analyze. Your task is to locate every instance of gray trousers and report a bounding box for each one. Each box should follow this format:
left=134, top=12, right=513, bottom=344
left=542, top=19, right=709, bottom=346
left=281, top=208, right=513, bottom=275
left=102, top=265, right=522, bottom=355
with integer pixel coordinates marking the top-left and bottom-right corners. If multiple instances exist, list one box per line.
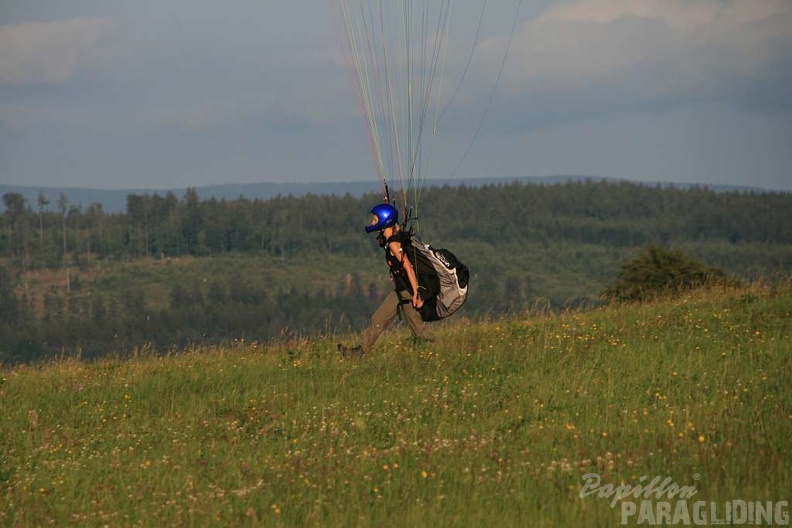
left=361, top=290, right=431, bottom=353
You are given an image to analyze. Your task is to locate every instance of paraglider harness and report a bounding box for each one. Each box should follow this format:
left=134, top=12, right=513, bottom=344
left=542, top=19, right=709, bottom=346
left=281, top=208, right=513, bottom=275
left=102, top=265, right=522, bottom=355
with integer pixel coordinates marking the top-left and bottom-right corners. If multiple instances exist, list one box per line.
left=378, top=203, right=469, bottom=322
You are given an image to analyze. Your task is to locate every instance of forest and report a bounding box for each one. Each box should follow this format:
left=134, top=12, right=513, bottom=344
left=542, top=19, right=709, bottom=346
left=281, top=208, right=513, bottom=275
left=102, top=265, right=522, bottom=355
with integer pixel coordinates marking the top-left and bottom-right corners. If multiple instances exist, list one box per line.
left=1, top=179, right=790, bottom=364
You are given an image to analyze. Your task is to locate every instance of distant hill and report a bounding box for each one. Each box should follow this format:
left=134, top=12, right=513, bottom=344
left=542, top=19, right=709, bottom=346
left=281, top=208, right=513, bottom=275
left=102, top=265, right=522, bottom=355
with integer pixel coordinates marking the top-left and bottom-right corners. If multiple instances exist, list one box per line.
left=0, top=175, right=775, bottom=214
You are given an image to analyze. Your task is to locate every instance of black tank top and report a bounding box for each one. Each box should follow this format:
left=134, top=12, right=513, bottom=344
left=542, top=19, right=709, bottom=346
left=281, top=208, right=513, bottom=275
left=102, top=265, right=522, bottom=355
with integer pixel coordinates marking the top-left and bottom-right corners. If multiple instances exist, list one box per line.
left=385, top=232, right=412, bottom=293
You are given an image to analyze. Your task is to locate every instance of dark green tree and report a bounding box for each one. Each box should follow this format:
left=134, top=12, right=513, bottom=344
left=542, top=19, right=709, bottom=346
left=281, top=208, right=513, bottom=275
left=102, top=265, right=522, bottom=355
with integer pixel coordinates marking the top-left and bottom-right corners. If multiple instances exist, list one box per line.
left=2, top=193, right=31, bottom=272
left=37, top=191, right=49, bottom=243
left=56, top=193, right=70, bottom=259
left=602, top=245, right=740, bottom=302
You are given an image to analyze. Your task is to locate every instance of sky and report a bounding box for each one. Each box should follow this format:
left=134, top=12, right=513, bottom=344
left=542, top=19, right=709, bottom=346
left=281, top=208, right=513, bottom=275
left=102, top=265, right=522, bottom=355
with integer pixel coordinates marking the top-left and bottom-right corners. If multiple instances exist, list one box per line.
left=0, top=0, right=790, bottom=192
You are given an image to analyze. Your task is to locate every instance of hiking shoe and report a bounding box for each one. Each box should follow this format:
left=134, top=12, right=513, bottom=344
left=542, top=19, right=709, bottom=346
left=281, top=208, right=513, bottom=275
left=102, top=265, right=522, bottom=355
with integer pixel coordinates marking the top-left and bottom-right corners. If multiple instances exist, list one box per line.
left=337, top=343, right=364, bottom=358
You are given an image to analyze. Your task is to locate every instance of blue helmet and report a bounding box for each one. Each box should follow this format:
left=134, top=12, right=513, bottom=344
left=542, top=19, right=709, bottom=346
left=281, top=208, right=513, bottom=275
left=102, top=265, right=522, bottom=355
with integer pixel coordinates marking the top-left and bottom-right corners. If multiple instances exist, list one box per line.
left=365, top=202, right=398, bottom=233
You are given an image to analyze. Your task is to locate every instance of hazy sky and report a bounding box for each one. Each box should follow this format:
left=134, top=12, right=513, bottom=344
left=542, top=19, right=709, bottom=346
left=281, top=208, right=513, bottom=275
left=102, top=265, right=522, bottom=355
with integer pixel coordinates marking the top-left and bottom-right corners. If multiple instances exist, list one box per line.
left=1, top=1, right=790, bottom=191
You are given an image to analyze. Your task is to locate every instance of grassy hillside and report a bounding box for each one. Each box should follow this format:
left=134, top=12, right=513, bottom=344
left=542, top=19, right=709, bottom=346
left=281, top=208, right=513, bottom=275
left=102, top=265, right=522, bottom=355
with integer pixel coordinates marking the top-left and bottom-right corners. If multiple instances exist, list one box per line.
left=1, top=283, right=790, bottom=527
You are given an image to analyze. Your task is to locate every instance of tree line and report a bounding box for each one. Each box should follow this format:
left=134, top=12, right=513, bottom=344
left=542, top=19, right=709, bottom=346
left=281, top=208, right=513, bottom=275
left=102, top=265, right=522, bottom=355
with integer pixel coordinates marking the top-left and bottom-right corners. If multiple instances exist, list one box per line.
left=2, top=181, right=790, bottom=269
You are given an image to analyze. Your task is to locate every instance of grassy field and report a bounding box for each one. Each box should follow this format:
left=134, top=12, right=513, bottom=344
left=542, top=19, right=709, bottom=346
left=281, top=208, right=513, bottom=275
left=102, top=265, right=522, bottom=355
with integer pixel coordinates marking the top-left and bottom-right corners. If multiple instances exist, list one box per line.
left=1, top=283, right=790, bottom=527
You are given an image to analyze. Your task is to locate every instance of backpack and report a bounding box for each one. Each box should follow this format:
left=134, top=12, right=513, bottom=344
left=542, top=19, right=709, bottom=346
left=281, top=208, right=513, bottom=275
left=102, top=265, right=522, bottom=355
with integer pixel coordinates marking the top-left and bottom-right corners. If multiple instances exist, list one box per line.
left=402, top=233, right=469, bottom=322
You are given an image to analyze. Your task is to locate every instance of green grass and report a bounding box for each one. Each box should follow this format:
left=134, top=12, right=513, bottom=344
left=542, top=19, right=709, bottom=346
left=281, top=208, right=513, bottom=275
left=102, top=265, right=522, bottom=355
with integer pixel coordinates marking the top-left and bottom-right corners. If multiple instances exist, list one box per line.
left=1, top=283, right=790, bottom=527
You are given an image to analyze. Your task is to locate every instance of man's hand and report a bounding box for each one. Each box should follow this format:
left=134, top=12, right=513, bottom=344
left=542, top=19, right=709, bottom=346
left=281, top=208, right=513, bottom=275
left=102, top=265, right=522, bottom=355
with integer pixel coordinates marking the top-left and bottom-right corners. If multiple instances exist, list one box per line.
left=412, top=292, right=423, bottom=309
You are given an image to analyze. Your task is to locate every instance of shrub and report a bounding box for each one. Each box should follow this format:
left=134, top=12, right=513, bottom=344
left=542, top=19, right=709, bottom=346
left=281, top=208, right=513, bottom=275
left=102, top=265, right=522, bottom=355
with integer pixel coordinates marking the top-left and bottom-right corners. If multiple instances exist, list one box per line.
left=602, top=245, right=739, bottom=302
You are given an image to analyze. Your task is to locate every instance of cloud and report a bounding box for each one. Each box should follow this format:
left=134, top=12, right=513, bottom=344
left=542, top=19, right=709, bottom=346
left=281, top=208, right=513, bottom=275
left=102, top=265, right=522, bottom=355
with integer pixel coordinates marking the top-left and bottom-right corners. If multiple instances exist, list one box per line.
left=0, top=17, right=114, bottom=85
left=486, top=0, right=792, bottom=119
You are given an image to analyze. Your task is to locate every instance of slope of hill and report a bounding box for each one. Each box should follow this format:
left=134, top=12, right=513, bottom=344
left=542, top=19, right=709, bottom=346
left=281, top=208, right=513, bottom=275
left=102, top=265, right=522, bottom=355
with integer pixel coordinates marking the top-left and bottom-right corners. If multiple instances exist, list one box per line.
left=2, top=283, right=789, bottom=527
